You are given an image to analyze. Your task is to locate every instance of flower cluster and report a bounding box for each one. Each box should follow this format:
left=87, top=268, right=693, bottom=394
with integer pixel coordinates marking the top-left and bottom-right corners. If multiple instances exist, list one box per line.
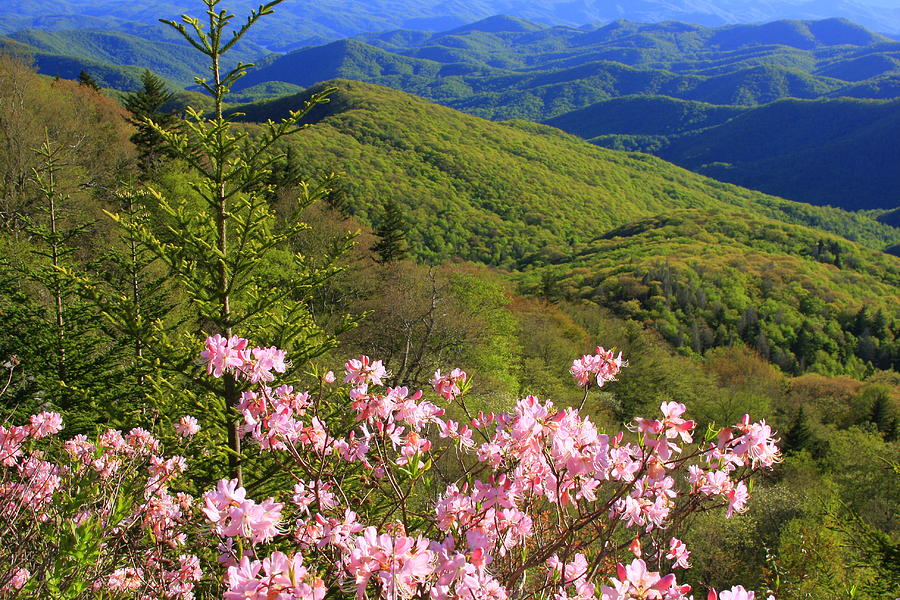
left=709, top=586, right=773, bottom=600
left=201, top=333, right=287, bottom=383
left=225, top=552, right=324, bottom=600
left=0, top=413, right=204, bottom=599
left=203, top=478, right=284, bottom=545
left=1, top=337, right=782, bottom=600
left=430, top=368, right=467, bottom=401
left=570, top=346, right=626, bottom=387
left=599, top=558, right=691, bottom=600
left=195, top=335, right=780, bottom=600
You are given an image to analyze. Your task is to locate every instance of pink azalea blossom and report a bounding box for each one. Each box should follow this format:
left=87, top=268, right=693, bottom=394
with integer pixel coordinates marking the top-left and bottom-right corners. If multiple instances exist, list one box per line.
left=343, top=526, right=435, bottom=599
left=218, top=497, right=284, bottom=544
left=344, top=356, right=387, bottom=386
left=600, top=559, right=678, bottom=600
left=29, top=411, right=63, bottom=438
left=431, top=368, right=467, bottom=401
left=125, top=427, right=160, bottom=454
left=225, top=552, right=325, bottom=600
left=174, top=416, right=201, bottom=438
left=709, top=586, right=756, bottom=600
left=201, top=334, right=249, bottom=377
left=571, top=346, right=625, bottom=388
left=248, top=346, right=287, bottom=383
left=0, top=425, right=30, bottom=466
left=107, top=568, right=144, bottom=592
left=2, top=568, right=30, bottom=592
left=666, top=538, right=691, bottom=569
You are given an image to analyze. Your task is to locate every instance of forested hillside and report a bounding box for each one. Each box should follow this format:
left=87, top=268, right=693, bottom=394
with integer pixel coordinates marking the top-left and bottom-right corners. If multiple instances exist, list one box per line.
left=226, top=79, right=899, bottom=259
left=217, top=79, right=900, bottom=380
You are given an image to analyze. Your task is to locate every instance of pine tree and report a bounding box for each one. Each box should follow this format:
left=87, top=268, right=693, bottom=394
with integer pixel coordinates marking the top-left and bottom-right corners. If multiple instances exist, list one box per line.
left=783, top=406, right=813, bottom=454
left=101, top=0, right=356, bottom=484
left=77, top=70, right=100, bottom=92
left=324, top=175, right=351, bottom=217
left=372, top=198, right=408, bottom=264
left=539, top=270, right=560, bottom=303
left=123, top=70, right=177, bottom=172
left=870, top=391, right=894, bottom=438
left=17, top=139, right=127, bottom=431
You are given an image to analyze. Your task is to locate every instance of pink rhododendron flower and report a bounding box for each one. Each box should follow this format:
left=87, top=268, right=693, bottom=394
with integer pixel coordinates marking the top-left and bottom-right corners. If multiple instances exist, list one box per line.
left=202, top=334, right=249, bottom=377
left=174, top=416, right=200, bottom=438
left=571, top=346, right=625, bottom=387
left=431, top=368, right=467, bottom=401
left=204, top=479, right=283, bottom=545
left=343, top=526, right=435, bottom=600
left=107, top=568, right=144, bottom=592
left=29, top=411, right=63, bottom=438
left=709, top=586, right=757, bottom=600
left=726, top=481, right=749, bottom=518
left=0, top=425, right=30, bottom=466
left=601, top=559, right=680, bottom=600
left=225, top=552, right=325, bottom=600
left=731, top=420, right=780, bottom=468
left=344, top=356, right=387, bottom=386
left=666, top=538, right=691, bottom=569
left=125, top=427, right=160, bottom=454
left=248, top=346, right=287, bottom=383
left=2, top=568, right=30, bottom=592
left=180, top=338, right=777, bottom=600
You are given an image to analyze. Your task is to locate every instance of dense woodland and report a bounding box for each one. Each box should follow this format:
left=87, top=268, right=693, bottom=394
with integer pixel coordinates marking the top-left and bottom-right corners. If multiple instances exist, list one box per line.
left=0, top=20, right=898, bottom=598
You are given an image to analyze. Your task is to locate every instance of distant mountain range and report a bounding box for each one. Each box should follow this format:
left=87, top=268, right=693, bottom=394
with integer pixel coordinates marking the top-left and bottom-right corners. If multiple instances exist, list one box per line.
left=226, top=16, right=900, bottom=210
left=232, top=17, right=900, bottom=120
left=2, top=0, right=899, bottom=50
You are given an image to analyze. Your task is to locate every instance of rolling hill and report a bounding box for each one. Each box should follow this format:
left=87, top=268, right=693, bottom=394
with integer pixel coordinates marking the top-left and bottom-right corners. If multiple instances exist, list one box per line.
left=516, top=208, right=899, bottom=374
left=0, top=28, right=264, bottom=89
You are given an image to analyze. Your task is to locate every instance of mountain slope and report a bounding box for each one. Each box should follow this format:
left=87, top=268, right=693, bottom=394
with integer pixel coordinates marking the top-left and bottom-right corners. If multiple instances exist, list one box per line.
left=659, top=97, right=900, bottom=210
left=227, top=79, right=899, bottom=262
left=517, top=208, right=899, bottom=374
left=0, top=28, right=263, bottom=89
left=544, top=95, right=747, bottom=139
